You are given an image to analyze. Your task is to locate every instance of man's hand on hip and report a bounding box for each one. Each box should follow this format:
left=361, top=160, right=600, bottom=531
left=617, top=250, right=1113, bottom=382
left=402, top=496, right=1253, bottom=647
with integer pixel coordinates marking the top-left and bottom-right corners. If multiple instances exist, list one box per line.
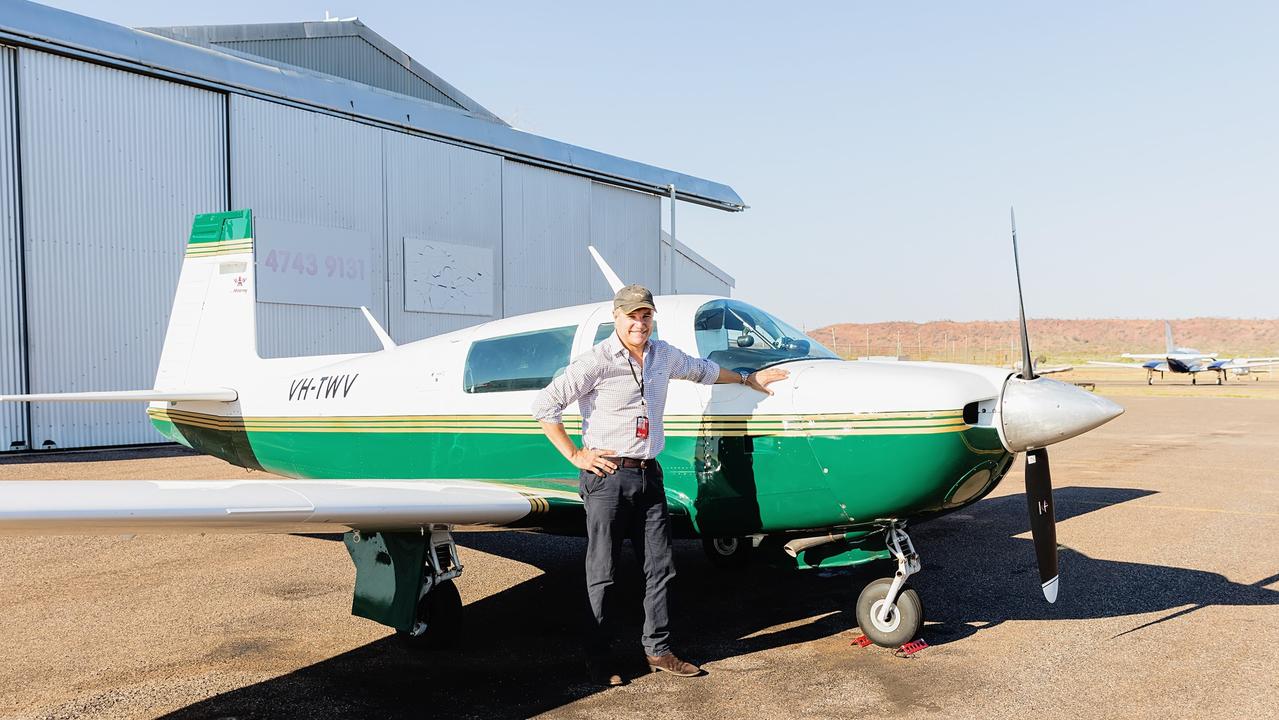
left=573, top=447, right=619, bottom=477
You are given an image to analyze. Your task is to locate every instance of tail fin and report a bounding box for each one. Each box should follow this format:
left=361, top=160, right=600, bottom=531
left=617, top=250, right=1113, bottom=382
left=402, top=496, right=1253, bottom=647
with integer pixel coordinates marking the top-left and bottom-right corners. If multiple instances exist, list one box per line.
left=1164, top=321, right=1175, bottom=355
left=154, top=210, right=259, bottom=390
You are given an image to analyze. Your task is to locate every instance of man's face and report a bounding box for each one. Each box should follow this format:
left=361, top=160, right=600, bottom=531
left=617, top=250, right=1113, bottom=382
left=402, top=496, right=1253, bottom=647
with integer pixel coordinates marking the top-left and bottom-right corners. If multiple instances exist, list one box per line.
left=615, top=307, right=654, bottom=347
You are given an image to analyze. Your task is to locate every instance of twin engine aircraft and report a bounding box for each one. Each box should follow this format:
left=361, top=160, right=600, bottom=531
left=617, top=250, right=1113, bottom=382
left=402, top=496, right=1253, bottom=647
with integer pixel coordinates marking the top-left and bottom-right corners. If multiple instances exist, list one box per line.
left=1088, top=321, right=1279, bottom=385
left=0, top=209, right=1123, bottom=648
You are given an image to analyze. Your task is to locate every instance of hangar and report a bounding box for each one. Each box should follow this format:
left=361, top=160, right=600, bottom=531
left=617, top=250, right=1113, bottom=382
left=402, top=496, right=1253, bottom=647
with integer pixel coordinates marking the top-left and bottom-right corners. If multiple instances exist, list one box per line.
left=0, top=1, right=742, bottom=451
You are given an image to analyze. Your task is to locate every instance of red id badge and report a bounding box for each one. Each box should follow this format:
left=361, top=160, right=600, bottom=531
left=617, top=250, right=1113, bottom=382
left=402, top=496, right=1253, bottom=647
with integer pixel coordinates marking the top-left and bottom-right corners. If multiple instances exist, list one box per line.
left=635, top=416, right=649, bottom=439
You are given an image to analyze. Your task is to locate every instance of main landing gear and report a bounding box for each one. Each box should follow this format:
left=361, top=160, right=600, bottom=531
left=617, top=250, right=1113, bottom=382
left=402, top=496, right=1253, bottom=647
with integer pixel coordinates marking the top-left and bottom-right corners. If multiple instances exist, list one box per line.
left=345, top=524, right=464, bottom=649
left=855, top=524, right=924, bottom=648
left=400, top=526, right=465, bottom=647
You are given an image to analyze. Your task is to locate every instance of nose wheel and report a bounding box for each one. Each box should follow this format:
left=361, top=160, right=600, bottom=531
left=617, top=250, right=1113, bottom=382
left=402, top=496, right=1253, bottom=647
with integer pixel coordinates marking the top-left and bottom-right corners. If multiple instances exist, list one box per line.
left=855, top=524, right=924, bottom=648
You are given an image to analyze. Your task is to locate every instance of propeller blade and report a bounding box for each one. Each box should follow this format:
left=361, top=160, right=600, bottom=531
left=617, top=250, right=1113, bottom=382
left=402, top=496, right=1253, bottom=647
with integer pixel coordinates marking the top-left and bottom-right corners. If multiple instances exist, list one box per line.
left=1024, top=447, right=1059, bottom=602
left=1010, top=208, right=1035, bottom=381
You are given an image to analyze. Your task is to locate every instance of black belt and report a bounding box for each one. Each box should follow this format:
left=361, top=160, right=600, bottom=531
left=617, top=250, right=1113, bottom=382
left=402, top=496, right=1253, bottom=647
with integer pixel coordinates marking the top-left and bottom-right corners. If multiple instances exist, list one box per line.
left=605, top=457, right=655, bottom=469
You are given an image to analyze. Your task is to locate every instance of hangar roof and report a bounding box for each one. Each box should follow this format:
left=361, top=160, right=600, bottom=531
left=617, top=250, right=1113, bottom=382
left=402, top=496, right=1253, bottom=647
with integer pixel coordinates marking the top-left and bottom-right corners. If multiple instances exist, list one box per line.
left=0, top=1, right=745, bottom=211
left=140, top=18, right=507, bottom=125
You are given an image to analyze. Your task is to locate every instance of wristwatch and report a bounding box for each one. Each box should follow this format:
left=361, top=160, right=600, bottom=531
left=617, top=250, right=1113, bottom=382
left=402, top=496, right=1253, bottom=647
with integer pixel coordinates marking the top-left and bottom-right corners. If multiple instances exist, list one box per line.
left=738, top=370, right=750, bottom=385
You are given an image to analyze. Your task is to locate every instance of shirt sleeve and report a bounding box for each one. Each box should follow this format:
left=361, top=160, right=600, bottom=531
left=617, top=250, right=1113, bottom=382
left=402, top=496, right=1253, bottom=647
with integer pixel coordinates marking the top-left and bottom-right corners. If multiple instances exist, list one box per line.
left=531, top=353, right=603, bottom=424
left=666, top=343, right=721, bottom=385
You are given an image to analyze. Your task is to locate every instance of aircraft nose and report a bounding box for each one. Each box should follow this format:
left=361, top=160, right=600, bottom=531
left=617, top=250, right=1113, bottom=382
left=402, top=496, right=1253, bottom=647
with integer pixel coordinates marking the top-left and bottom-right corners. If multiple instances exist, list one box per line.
left=999, top=376, right=1124, bottom=452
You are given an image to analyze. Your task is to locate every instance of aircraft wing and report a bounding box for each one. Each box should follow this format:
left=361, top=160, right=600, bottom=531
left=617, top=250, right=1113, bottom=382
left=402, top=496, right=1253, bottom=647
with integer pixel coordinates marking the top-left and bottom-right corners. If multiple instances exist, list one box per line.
left=1120, top=354, right=1168, bottom=360
left=1087, top=360, right=1161, bottom=369
left=0, top=479, right=579, bottom=536
left=0, top=389, right=237, bottom=403
left=1217, top=359, right=1279, bottom=370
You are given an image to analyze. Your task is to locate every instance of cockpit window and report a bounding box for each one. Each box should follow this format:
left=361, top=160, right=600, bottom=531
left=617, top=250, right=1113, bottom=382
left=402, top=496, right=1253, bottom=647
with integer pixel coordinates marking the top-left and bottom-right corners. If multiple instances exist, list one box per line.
left=464, top=325, right=577, bottom=393
left=693, top=300, right=839, bottom=371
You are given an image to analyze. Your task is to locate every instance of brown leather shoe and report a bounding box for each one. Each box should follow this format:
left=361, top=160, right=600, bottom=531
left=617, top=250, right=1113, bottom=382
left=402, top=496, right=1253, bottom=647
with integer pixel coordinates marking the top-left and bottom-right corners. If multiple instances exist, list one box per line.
left=645, top=653, right=702, bottom=677
left=587, top=661, right=625, bottom=687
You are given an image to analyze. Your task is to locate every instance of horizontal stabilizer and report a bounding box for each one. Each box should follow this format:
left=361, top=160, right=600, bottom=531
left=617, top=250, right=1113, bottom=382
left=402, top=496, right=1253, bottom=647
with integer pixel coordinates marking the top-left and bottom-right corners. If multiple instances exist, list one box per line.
left=0, top=389, right=238, bottom=403
left=0, top=479, right=578, bottom=535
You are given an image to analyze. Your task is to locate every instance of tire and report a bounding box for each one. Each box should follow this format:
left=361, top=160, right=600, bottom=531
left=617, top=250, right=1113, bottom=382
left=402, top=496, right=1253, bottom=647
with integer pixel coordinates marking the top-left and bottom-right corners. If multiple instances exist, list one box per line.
left=855, top=577, right=923, bottom=648
left=396, top=578, right=463, bottom=650
left=702, top=535, right=752, bottom=570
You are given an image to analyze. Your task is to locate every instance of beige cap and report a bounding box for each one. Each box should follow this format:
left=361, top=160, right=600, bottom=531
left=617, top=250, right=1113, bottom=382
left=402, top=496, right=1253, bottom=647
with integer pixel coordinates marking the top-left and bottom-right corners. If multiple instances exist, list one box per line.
left=613, top=284, right=656, bottom=314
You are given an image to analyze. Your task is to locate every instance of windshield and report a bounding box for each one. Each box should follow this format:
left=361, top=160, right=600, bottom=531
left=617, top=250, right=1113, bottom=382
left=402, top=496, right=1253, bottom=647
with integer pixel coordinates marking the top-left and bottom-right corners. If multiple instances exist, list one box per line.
left=693, top=299, right=840, bottom=371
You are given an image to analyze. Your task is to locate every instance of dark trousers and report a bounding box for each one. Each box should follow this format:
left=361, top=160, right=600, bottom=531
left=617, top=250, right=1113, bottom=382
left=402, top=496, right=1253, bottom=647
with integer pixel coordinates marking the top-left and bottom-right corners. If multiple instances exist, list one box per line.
left=580, top=460, right=675, bottom=658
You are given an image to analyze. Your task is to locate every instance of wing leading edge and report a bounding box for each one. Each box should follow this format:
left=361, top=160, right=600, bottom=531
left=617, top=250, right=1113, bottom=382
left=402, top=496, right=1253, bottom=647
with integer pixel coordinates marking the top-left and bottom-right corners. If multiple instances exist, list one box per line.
left=0, top=479, right=580, bottom=535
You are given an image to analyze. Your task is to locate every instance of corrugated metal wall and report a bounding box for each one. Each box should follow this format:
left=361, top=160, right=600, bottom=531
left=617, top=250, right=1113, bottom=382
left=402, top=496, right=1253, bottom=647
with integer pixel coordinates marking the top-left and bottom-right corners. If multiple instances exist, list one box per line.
left=383, top=130, right=503, bottom=343
left=17, top=50, right=227, bottom=448
left=0, top=52, right=713, bottom=449
left=231, top=95, right=387, bottom=358
left=589, top=183, right=660, bottom=300
left=674, top=250, right=732, bottom=296
left=0, top=46, right=26, bottom=451
left=216, top=37, right=463, bottom=110
left=502, top=161, right=660, bottom=314
left=502, top=161, right=593, bottom=314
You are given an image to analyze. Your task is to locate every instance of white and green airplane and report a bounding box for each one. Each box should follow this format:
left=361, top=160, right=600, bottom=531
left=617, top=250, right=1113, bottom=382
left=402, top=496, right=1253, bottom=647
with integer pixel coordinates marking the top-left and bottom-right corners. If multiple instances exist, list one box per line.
left=0, top=209, right=1123, bottom=648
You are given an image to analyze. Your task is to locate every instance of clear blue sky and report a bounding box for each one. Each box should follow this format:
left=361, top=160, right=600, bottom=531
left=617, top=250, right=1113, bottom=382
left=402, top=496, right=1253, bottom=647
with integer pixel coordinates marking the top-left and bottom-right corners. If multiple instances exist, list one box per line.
left=39, top=1, right=1279, bottom=327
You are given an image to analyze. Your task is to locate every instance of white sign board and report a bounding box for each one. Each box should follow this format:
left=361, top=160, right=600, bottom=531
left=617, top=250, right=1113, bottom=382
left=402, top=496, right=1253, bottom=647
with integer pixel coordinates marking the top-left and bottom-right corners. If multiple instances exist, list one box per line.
left=403, top=237, right=494, bottom=316
left=254, top=217, right=374, bottom=309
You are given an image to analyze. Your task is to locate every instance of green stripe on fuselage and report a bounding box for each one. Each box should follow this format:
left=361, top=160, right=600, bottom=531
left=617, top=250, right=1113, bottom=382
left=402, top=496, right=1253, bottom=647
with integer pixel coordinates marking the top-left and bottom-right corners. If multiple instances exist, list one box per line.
left=149, top=412, right=1010, bottom=536
left=189, top=209, right=253, bottom=245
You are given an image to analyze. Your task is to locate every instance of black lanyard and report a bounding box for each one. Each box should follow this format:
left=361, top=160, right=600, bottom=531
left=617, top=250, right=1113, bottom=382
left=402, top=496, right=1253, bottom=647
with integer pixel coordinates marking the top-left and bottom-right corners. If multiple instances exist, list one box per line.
left=626, top=354, right=646, bottom=412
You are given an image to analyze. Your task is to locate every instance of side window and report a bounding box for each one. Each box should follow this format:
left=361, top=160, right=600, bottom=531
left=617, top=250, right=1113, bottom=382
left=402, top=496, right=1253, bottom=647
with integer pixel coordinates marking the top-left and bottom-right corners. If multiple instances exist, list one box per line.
left=464, top=325, right=577, bottom=393
left=593, top=322, right=658, bottom=345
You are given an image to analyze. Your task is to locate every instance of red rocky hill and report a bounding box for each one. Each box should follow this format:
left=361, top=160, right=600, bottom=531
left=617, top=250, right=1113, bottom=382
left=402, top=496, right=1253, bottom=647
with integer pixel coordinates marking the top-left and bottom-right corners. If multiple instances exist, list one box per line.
left=810, top=318, right=1279, bottom=364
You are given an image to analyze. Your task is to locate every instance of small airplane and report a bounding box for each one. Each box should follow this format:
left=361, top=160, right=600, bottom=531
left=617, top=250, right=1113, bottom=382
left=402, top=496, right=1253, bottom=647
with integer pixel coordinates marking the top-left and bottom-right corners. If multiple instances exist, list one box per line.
left=1087, top=321, right=1279, bottom=385
left=0, top=208, right=1123, bottom=649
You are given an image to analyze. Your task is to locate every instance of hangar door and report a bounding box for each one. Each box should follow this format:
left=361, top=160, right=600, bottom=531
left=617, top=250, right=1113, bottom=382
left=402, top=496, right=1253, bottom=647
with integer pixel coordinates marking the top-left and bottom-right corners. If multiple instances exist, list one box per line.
left=0, top=47, right=26, bottom=451
left=18, top=50, right=227, bottom=448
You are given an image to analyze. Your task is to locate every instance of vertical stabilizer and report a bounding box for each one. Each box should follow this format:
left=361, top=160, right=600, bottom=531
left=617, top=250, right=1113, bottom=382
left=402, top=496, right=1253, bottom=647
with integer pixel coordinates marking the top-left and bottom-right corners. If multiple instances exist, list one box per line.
left=1164, top=321, right=1175, bottom=355
left=154, top=210, right=258, bottom=390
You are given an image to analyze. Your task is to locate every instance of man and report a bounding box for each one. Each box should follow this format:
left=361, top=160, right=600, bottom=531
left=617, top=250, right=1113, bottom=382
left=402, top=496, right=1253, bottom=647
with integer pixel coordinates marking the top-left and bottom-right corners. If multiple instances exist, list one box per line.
left=532, top=284, right=788, bottom=686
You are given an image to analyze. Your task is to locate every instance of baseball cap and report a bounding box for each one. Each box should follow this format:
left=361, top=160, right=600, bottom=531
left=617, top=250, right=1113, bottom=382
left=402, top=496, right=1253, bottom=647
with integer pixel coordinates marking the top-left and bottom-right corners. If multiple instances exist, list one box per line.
left=613, top=284, right=656, bottom=314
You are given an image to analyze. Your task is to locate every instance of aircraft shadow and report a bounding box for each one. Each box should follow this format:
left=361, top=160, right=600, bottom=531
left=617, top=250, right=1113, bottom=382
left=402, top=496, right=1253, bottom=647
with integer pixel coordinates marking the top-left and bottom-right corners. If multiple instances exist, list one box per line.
left=164, top=486, right=1278, bottom=719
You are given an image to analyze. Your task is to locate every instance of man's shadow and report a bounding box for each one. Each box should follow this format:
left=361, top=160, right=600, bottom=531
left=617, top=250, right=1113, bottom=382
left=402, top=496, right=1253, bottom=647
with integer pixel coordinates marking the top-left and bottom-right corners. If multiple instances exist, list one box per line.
left=162, top=485, right=1279, bottom=719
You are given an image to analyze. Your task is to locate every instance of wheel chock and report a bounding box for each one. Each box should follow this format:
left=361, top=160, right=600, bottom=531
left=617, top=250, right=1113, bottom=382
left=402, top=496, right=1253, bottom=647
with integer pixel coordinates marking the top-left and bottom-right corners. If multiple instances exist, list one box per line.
left=895, top=639, right=929, bottom=657
left=851, top=635, right=873, bottom=648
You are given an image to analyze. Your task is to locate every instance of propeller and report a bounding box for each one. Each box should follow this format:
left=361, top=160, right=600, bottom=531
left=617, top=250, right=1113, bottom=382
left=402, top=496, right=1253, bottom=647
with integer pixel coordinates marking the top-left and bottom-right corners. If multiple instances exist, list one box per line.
left=1010, top=207, right=1059, bottom=603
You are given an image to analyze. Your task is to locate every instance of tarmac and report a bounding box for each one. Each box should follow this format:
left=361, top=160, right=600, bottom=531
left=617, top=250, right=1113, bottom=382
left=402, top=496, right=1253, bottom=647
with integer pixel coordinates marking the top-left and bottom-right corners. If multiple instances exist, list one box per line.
left=1, top=390, right=1276, bottom=719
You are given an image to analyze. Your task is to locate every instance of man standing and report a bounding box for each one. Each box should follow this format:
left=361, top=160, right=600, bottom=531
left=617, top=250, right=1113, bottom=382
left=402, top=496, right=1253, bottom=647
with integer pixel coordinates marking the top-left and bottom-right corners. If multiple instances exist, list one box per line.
left=532, top=284, right=787, bottom=686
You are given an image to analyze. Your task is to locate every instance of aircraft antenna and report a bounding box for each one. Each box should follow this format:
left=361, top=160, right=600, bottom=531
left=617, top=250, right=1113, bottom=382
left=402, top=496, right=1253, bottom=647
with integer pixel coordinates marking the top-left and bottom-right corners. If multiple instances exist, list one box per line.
left=360, top=306, right=396, bottom=351
left=587, top=246, right=626, bottom=294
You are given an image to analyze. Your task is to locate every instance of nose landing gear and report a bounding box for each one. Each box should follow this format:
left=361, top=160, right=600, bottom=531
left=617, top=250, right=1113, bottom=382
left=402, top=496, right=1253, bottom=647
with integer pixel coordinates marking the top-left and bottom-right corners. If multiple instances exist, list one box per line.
left=855, top=524, right=924, bottom=648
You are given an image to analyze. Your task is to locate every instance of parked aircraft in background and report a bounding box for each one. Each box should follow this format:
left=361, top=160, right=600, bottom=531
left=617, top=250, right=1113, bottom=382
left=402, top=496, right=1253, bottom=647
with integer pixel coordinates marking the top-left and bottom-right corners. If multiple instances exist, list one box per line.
left=1088, top=322, right=1279, bottom=384
left=0, top=209, right=1122, bottom=649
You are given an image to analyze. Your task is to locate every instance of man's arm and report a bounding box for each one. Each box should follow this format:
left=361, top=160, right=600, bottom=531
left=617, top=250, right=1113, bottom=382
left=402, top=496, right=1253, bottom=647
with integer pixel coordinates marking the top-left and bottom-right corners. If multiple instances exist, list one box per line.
left=538, top=420, right=617, bottom=477
left=712, top=365, right=789, bottom=396
left=531, top=357, right=617, bottom=477
left=664, top=342, right=790, bottom=396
